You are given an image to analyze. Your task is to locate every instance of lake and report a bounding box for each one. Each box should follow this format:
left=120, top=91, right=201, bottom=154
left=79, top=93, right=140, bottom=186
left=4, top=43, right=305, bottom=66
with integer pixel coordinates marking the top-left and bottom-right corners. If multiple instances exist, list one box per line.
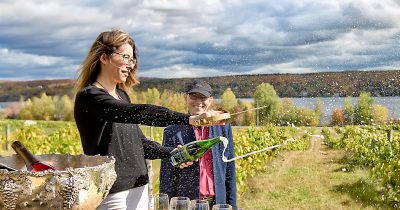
left=0, top=102, right=16, bottom=109
left=236, top=97, right=400, bottom=125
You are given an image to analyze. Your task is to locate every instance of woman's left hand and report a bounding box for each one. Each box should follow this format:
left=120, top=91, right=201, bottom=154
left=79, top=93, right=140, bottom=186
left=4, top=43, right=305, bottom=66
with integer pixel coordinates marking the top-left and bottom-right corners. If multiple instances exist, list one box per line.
left=176, top=145, right=196, bottom=169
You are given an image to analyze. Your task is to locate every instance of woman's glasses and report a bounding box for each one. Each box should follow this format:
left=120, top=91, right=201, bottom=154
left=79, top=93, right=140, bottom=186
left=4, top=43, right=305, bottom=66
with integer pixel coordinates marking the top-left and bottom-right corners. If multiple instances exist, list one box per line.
left=113, top=52, right=137, bottom=66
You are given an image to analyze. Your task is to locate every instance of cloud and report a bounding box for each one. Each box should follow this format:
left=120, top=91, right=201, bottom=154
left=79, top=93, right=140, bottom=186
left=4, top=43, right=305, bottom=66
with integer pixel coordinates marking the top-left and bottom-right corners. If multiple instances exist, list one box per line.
left=141, top=64, right=224, bottom=78
left=0, top=0, right=399, bottom=80
left=0, top=47, right=77, bottom=80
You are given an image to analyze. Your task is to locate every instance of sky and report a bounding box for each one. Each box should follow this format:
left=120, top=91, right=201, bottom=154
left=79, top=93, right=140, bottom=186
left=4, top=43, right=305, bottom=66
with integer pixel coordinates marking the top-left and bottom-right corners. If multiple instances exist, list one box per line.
left=0, top=0, right=399, bottom=80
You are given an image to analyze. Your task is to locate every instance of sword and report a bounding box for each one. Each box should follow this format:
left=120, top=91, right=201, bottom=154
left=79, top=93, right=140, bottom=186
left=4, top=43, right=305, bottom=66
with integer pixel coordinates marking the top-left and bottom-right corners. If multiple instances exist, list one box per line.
left=229, top=104, right=270, bottom=116
left=193, top=105, right=270, bottom=126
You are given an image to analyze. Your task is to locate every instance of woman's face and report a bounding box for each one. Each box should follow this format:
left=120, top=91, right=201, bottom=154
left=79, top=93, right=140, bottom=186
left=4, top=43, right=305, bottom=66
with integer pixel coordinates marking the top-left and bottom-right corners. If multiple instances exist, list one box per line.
left=103, top=43, right=135, bottom=84
left=185, top=93, right=212, bottom=115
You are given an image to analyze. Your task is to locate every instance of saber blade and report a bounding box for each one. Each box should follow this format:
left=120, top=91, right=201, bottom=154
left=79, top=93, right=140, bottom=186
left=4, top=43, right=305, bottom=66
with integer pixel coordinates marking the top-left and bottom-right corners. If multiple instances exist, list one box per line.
left=230, top=105, right=270, bottom=116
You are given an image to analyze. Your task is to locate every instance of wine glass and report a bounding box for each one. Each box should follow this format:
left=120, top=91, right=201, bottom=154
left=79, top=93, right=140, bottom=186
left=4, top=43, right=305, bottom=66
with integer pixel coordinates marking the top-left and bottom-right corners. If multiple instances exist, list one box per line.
left=149, top=193, right=169, bottom=210
left=170, top=196, right=190, bottom=210
left=189, top=199, right=209, bottom=210
left=212, top=204, right=233, bottom=210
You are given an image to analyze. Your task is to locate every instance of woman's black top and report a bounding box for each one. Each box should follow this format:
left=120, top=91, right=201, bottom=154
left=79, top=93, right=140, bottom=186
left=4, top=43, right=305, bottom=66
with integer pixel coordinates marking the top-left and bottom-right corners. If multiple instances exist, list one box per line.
left=74, top=85, right=190, bottom=193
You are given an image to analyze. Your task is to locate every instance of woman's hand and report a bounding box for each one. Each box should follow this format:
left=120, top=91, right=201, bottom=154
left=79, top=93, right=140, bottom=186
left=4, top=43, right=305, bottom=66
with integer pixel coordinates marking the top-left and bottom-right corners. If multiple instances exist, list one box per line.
left=188, top=110, right=226, bottom=126
left=176, top=145, right=196, bottom=169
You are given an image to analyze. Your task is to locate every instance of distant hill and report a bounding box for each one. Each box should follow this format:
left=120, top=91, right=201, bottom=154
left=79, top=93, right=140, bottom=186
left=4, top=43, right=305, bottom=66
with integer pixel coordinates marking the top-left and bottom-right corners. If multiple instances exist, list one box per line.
left=0, top=70, right=399, bottom=102
left=0, top=79, right=75, bottom=102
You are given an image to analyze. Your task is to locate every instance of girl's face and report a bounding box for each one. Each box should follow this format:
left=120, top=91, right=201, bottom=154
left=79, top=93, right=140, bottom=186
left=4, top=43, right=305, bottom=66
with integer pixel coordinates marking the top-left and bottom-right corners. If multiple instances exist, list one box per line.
left=102, top=43, right=135, bottom=84
left=185, top=93, right=212, bottom=115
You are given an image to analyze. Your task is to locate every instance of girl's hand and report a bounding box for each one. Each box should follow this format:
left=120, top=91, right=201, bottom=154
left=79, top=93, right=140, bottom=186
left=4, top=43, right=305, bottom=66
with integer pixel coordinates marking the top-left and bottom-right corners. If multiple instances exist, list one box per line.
left=189, top=110, right=226, bottom=126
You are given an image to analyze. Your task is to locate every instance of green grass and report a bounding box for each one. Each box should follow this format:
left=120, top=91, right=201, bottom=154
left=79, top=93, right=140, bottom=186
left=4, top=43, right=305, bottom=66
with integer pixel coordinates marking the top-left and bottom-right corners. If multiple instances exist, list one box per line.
left=236, top=136, right=387, bottom=210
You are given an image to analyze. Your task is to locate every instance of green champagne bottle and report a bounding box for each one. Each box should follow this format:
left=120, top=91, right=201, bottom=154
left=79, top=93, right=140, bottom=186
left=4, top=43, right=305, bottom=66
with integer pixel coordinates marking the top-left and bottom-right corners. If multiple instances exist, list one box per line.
left=170, top=136, right=222, bottom=166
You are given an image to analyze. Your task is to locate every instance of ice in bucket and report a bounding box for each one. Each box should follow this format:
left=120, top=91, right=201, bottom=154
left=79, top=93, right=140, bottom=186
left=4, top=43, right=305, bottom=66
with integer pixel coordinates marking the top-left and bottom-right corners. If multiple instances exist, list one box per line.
left=0, top=154, right=117, bottom=210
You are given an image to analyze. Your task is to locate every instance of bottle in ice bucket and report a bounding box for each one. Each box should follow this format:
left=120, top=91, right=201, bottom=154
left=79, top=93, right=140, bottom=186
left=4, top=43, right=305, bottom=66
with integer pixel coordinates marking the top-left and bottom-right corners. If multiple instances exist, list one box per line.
left=170, top=136, right=222, bottom=166
left=11, top=141, right=56, bottom=172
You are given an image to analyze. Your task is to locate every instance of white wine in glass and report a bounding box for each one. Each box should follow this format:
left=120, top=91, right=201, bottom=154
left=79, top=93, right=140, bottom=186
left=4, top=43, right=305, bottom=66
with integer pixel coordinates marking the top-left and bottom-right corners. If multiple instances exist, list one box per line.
left=149, top=193, right=169, bottom=210
left=212, top=204, right=233, bottom=210
left=170, top=197, right=190, bottom=210
left=189, top=199, right=209, bottom=210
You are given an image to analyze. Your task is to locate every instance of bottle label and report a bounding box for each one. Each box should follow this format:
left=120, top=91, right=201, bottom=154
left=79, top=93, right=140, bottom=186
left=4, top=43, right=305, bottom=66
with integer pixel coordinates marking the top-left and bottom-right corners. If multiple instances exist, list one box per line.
left=170, top=149, right=190, bottom=166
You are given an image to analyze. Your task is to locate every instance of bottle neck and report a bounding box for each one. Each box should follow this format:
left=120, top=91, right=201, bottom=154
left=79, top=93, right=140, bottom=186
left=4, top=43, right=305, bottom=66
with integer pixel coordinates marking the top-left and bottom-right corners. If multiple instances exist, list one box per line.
left=197, top=136, right=221, bottom=146
left=12, top=141, right=40, bottom=164
left=209, top=136, right=221, bottom=142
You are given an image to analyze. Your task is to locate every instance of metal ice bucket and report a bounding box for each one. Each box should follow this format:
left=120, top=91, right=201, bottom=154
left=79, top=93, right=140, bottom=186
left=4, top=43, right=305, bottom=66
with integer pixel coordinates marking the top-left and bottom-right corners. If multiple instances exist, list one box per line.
left=0, top=154, right=117, bottom=210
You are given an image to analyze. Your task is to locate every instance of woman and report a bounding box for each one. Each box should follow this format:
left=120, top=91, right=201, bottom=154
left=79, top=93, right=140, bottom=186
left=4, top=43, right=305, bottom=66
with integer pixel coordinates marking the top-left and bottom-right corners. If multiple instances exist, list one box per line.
left=74, top=28, right=220, bottom=210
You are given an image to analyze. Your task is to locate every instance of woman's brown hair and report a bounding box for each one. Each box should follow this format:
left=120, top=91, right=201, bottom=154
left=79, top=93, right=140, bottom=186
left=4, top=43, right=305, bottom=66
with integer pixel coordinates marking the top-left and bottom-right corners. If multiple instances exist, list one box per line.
left=74, top=28, right=139, bottom=94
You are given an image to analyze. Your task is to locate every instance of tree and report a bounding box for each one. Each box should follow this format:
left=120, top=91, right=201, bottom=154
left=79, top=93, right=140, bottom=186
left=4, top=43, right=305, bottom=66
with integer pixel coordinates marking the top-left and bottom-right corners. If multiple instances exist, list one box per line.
left=160, top=90, right=186, bottom=112
left=171, top=92, right=186, bottom=113
left=353, top=92, right=373, bottom=125
left=59, top=95, right=74, bottom=121
left=296, top=107, right=319, bottom=126
left=18, top=94, right=74, bottom=121
left=343, top=96, right=353, bottom=125
left=33, top=93, right=56, bottom=120
left=19, top=99, right=34, bottom=119
left=128, top=89, right=139, bottom=103
left=372, top=104, right=388, bottom=125
left=253, top=83, right=280, bottom=125
left=221, top=88, right=238, bottom=112
left=313, top=99, right=323, bottom=125
left=276, top=98, right=297, bottom=126
left=160, top=90, right=174, bottom=109
left=19, top=93, right=56, bottom=120
left=331, top=108, right=345, bottom=126
left=241, top=101, right=255, bottom=126
left=139, top=88, right=161, bottom=105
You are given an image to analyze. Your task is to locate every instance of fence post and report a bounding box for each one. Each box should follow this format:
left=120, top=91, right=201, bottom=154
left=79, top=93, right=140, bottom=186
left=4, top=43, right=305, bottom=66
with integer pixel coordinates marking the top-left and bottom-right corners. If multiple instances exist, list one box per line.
left=147, top=126, right=154, bottom=195
left=387, top=129, right=393, bottom=142
left=5, top=124, right=10, bottom=150
left=256, top=101, right=259, bottom=126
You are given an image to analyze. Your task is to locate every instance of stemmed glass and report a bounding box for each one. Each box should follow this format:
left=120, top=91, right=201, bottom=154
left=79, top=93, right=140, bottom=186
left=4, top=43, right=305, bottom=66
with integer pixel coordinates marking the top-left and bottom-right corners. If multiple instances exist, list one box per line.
left=212, top=204, right=233, bottom=210
left=149, top=193, right=169, bottom=210
left=189, top=199, right=210, bottom=210
left=170, top=196, right=190, bottom=210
